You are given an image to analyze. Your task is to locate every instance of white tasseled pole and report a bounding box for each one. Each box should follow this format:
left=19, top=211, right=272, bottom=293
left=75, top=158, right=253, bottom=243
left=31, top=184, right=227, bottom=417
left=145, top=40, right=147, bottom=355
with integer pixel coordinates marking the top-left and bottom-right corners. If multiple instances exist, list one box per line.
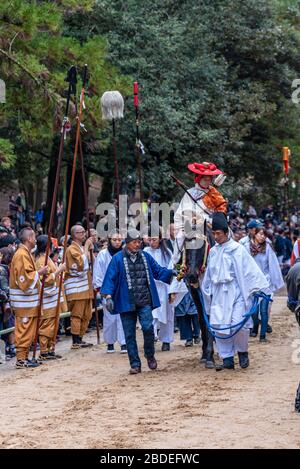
left=101, top=91, right=124, bottom=203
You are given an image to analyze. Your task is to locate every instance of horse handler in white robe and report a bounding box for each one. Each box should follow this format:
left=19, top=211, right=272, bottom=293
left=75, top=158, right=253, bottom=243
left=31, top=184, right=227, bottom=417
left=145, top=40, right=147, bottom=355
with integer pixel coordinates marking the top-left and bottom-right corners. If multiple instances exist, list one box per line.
left=93, top=231, right=127, bottom=354
left=144, top=229, right=175, bottom=351
left=201, top=213, right=269, bottom=370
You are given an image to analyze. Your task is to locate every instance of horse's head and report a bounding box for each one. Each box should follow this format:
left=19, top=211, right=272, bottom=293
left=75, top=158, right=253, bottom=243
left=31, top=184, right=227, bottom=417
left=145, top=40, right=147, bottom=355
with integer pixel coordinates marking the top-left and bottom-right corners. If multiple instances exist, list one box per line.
left=185, top=238, right=206, bottom=287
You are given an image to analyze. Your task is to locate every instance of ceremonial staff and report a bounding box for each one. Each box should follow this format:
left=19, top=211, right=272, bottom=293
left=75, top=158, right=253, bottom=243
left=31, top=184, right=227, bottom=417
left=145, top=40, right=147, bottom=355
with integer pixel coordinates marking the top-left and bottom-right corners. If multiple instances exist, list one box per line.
left=282, top=146, right=290, bottom=218
left=101, top=91, right=124, bottom=205
left=52, top=65, right=89, bottom=347
left=79, top=136, right=100, bottom=344
left=32, top=66, right=77, bottom=360
left=134, top=81, right=143, bottom=203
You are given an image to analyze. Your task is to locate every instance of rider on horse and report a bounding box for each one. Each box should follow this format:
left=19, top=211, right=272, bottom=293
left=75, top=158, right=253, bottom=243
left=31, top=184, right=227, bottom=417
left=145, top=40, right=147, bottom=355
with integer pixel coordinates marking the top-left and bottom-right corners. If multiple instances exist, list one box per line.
left=170, top=161, right=228, bottom=368
left=173, top=161, right=227, bottom=264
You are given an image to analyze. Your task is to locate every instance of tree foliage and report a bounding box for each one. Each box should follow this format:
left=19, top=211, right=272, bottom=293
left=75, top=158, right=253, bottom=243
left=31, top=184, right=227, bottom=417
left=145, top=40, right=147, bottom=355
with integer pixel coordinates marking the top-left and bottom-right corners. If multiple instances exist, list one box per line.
left=1, top=0, right=300, bottom=211
left=65, top=0, right=300, bottom=205
left=0, top=0, right=129, bottom=206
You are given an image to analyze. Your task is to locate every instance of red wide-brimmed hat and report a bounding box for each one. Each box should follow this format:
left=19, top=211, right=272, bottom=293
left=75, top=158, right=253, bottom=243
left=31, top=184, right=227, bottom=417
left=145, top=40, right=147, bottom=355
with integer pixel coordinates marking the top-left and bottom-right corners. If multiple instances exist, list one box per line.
left=187, top=161, right=223, bottom=176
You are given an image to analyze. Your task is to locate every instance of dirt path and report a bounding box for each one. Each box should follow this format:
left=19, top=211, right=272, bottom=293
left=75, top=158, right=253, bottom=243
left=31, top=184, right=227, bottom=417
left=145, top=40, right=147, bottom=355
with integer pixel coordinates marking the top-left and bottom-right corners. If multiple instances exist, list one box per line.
left=0, top=295, right=299, bottom=449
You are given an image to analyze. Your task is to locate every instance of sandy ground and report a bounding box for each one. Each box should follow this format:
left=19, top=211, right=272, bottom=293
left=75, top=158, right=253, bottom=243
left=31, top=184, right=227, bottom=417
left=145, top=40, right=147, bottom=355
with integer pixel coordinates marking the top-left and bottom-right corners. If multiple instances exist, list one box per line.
left=0, top=294, right=300, bottom=449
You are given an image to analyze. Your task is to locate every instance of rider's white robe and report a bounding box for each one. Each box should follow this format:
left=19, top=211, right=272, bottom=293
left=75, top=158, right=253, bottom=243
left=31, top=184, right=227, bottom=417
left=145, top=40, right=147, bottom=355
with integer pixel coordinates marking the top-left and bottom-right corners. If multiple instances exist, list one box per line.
left=201, top=238, right=269, bottom=358
left=173, top=184, right=207, bottom=265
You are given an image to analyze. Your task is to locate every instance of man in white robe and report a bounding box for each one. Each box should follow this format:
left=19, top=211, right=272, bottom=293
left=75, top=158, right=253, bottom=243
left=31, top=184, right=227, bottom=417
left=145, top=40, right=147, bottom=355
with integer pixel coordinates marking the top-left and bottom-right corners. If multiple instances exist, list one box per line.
left=93, top=232, right=126, bottom=353
left=143, top=226, right=187, bottom=350
left=202, top=213, right=269, bottom=369
left=144, top=239, right=174, bottom=350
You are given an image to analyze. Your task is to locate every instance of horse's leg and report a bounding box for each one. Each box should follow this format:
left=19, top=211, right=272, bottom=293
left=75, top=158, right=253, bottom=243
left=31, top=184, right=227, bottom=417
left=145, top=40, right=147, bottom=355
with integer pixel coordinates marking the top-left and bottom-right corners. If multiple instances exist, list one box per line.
left=197, top=294, right=214, bottom=367
left=205, top=330, right=215, bottom=368
left=295, top=383, right=300, bottom=412
left=189, top=286, right=214, bottom=367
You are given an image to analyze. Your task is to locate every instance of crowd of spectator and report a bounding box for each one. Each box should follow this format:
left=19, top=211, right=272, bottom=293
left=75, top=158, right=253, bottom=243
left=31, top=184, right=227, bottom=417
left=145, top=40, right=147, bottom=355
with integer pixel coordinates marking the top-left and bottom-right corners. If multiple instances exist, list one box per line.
left=228, top=201, right=299, bottom=276
left=1, top=191, right=299, bottom=364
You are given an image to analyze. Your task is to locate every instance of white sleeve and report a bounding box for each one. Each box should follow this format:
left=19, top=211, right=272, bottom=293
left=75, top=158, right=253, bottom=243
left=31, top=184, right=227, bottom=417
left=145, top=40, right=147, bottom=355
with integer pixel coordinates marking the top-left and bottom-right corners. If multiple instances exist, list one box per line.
left=174, top=193, right=190, bottom=232
left=28, top=271, right=39, bottom=291
left=82, top=254, right=89, bottom=271
left=93, top=253, right=106, bottom=290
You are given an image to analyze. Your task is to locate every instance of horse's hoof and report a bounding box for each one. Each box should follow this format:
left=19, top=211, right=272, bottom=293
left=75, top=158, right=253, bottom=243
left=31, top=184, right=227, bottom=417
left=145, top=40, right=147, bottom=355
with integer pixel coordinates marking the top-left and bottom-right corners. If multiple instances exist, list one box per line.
left=205, top=360, right=215, bottom=369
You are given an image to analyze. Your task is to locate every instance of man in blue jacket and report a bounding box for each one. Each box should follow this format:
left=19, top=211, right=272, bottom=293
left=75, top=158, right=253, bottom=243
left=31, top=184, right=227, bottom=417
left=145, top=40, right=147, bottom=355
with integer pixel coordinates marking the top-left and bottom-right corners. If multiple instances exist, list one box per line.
left=101, top=228, right=175, bottom=374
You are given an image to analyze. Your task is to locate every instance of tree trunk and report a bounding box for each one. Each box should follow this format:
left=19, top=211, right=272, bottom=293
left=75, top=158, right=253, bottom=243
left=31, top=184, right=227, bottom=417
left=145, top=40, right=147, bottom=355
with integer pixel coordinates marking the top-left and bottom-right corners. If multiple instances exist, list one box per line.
left=34, top=175, right=43, bottom=212
left=65, top=165, right=87, bottom=231
left=98, top=174, right=113, bottom=204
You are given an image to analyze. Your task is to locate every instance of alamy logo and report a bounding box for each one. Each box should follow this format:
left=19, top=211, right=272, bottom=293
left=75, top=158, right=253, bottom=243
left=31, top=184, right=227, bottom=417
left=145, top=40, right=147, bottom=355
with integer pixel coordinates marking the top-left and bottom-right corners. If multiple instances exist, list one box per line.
left=0, top=339, right=5, bottom=362
left=291, top=79, right=300, bottom=104
left=0, top=78, right=6, bottom=103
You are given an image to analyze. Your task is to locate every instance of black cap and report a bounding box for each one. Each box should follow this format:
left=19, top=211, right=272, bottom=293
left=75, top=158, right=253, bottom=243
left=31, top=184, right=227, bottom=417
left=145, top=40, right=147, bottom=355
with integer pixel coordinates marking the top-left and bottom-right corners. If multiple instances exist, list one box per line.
left=125, top=228, right=141, bottom=244
left=212, top=212, right=228, bottom=232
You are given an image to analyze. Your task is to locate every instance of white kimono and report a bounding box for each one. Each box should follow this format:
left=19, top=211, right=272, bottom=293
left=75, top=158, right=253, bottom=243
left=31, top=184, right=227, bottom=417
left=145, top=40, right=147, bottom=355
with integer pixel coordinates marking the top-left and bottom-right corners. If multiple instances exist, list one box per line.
left=173, top=184, right=207, bottom=264
left=239, top=235, right=250, bottom=246
left=174, top=184, right=211, bottom=229
left=143, top=246, right=174, bottom=343
left=93, top=248, right=125, bottom=346
left=243, top=242, right=284, bottom=295
left=201, top=239, right=269, bottom=358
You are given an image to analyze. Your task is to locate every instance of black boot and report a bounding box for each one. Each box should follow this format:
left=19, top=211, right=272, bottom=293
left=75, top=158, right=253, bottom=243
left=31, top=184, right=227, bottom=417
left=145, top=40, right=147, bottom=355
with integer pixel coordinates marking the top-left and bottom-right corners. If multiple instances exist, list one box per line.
left=39, top=352, right=55, bottom=361
left=295, top=384, right=300, bottom=412
left=199, top=350, right=206, bottom=363
left=78, top=336, right=93, bottom=348
left=238, top=351, right=249, bottom=369
left=48, top=351, right=62, bottom=359
left=161, top=342, right=170, bottom=352
left=250, top=326, right=258, bottom=337
left=216, top=356, right=234, bottom=371
left=259, top=335, right=268, bottom=343
left=223, top=356, right=235, bottom=369
left=71, top=334, right=80, bottom=349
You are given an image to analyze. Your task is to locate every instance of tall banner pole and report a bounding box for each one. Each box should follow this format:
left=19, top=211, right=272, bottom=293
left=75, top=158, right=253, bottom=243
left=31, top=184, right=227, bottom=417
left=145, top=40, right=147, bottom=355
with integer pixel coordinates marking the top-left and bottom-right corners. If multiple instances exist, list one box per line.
left=79, top=137, right=100, bottom=344
left=282, top=146, right=290, bottom=218
left=134, top=81, right=143, bottom=204
left=52, top=65, right=89, bottom=347
left=100, top=90, right=124, bottom=212
left=32, top=66, right=76, bottom=360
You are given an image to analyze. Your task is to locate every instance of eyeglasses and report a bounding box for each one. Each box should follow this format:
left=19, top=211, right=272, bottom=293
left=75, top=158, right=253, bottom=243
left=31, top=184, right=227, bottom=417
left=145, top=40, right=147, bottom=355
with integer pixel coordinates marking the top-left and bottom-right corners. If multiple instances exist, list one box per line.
left=75, top=230, right=85, bottom=235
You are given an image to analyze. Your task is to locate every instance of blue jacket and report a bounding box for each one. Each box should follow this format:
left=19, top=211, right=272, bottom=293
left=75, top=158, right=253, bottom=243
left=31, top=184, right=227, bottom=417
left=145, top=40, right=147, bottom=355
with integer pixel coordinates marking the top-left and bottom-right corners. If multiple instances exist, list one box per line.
left=175, top=292, right=198, bottom=317
left=101, top=250, right=173, bottom=314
